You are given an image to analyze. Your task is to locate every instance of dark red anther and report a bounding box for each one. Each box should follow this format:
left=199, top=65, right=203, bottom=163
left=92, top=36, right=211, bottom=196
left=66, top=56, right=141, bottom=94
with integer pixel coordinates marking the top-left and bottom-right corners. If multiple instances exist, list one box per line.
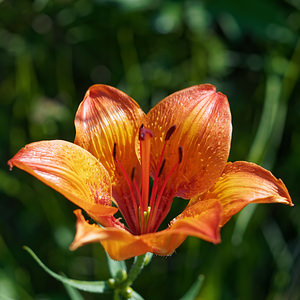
left=178, top=146, right=183, bottom=163
left=165, top=125, right=176, bottom=141
left=113, top=142, right=117, bottom=160
left=131, top=166, right=136, bottom=181
left=158, top=159, right=166, bottom=177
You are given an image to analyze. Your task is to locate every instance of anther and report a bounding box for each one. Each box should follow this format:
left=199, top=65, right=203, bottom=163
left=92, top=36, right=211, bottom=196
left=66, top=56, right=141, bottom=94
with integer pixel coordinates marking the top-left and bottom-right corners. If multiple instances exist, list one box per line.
left=131, top=167, right=136, bottom=181
left=158, top=159, right=166, bottom=177
left=143, top=206, right=151, bottom=224
left=113, top=142, right=117, bottom=160
left=178, top=146, right=183, bottom=163
left=165, top=125, right=176, bottom=141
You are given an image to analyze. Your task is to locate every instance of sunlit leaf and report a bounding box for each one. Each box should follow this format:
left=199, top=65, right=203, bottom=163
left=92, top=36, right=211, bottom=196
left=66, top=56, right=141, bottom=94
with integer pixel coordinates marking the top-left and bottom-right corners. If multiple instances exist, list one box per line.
left=23, top=246, right=110, bottom=293
left=179, top=275, right=205, bottom=300
left=63, top=279, right=85, bottom=300
left=144, top=252, right=153, bottom=266
left=130, top=290, right=145, bottom=300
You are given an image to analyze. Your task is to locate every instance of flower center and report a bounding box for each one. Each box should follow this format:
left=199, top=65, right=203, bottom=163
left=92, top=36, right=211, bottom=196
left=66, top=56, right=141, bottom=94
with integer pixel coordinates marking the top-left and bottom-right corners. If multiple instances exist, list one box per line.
left=113, top=125, right=182, bottom=235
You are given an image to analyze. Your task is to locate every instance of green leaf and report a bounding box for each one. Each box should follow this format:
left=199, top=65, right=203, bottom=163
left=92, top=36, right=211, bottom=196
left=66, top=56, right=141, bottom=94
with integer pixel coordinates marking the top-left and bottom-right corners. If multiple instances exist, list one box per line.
left=144, top=252, right=153, bottom=266
left=23, top=246, right=110, bottom=293
left=130, top=290, right=144, bottom=300
left=63, top=279, right=85, bottom=300
left=106, top=252, right=127, bottom=277
left=179, top=275, right=205, bottom=300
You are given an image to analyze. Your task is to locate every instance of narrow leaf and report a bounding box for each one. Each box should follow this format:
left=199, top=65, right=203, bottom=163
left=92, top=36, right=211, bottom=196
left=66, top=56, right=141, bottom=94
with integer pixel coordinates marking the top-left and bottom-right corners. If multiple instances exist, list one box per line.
left=144, top=252, right=153, bottom=266
left=23, top=246, right=109, bottom=293
left=130, top=290, right=145, bottom=300
left=179, top=275, right=205, bottom=300
left=106, top=252, right=127, bottom=277
left=63, top=280, right=85, bottom=300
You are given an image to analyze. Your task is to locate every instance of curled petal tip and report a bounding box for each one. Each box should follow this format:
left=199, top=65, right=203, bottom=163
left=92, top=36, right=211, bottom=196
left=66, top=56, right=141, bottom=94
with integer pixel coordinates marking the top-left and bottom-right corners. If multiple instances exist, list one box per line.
left=70, top=209, right=110, bottom=251
left=7, top=159, right=13, bottom=171
left=212, top=235, right=222, bottom=245
left=278, top=178, right=293, bottom=206
left=202, top=161, right=293, bottom=226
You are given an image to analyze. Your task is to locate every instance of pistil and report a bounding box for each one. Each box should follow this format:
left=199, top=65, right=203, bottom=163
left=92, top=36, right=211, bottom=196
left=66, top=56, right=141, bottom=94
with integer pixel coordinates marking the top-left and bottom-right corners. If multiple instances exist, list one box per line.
left=139, top=126, right=152, bottom=211
left=139, top=125, right=153, bottom=233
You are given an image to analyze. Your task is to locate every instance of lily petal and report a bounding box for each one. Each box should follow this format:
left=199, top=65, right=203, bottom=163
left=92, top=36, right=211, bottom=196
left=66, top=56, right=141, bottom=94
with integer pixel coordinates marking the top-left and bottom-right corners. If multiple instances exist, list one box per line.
left=142, top=200, right=222, bottom=256
left=168, top=199, right=222, bottom=242
left=199, top=161, right=293, bottom=225
left=8, top=140, right=116, bottom=218
left=147, top=84, right=232, bottom=199
left=74, top=84, right=145, bottom=186
left=74, top=85, right=146, bottom=232
left=70, top=210, right=150, bottom=261
left=70, top=200, right=222, bottom=261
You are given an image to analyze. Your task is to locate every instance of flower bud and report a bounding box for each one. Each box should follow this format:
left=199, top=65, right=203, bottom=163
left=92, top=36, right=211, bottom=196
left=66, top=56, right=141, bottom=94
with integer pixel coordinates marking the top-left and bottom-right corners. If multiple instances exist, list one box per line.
left=115, top=269, right=127, bottom=283
left=107, top=278, right=115, bottom=289
left=121, top=286, right=133, bottom=299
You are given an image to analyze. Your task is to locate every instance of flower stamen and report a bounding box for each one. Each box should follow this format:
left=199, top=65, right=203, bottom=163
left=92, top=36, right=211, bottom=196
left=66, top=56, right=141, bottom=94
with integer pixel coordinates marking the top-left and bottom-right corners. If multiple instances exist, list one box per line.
left=165, top=125, right=176, bottom=141
left=113, top=143, right=139, bottom=233
left=114, top=125, right=181, bottom=234
left=178, top=146, right=183, bottom=163
left=158, top=159, right=166, bottom=177
left=131, top=167, right=136, bottom=181
left=148, top=125, right=177, bottom=214
left=149, top=146, right=183, bottom=232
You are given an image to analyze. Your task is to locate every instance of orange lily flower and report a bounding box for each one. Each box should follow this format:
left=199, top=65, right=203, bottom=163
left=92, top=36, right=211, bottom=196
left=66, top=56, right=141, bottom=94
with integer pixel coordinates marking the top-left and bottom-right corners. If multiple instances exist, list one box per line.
left=8, top=84, right=293, bottom=261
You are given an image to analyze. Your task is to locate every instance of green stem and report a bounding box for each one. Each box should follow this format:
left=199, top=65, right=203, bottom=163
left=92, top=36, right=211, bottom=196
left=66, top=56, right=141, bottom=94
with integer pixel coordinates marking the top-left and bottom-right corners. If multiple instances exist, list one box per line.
left=114, top=290, right=121, bottom=300
left=123, top=254, right=147, bottom=287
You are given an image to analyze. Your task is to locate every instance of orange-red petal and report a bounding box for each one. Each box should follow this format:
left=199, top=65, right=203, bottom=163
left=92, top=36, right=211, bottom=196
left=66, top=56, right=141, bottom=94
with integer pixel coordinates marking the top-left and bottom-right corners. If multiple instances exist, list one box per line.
left=70, top=199, right=222, bottom=261
left=70, top=210, right=150, bottom=261
left=74, top=84, right=145, bottom=187
left=168, top=199, right=222, bottom=243
left=147, top=84, right=232, bottom=199
left=141, top=200, right=222, bottom=256
left=8, top=140, right=117, bottom=218
left=74, top=85, right=146, bottom=232
left=199, top=161, right=293, bottom=226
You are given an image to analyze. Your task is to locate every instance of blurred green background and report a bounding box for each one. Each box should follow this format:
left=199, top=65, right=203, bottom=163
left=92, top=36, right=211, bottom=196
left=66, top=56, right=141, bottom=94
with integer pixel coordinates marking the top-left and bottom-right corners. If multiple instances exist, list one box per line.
left=0, top=0, right=299, bottom=299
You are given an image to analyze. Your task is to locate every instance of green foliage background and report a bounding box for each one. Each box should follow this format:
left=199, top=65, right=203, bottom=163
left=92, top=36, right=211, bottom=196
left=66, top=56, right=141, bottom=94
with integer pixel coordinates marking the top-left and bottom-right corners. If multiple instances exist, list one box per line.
left=0, top=0, right=299, bottom=299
